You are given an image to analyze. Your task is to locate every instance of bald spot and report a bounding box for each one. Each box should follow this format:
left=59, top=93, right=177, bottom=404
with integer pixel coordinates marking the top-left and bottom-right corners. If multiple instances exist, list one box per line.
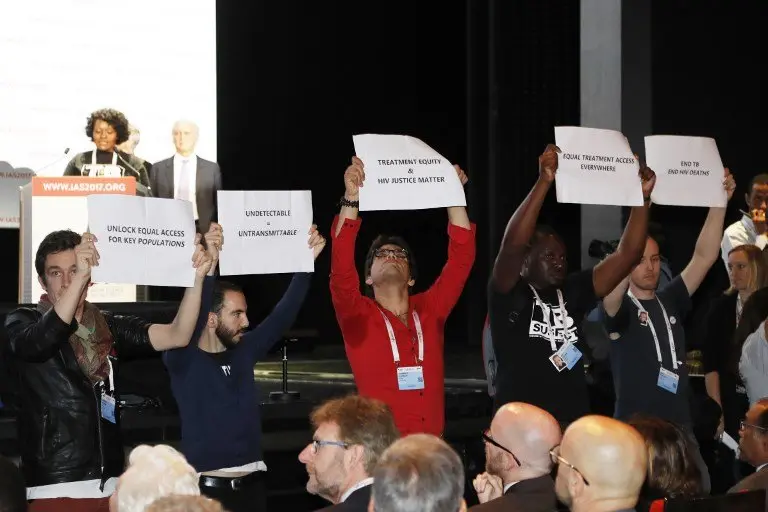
left=564, top=416, right=646, bottom=499
left=492, top=403, right=561, bottom=473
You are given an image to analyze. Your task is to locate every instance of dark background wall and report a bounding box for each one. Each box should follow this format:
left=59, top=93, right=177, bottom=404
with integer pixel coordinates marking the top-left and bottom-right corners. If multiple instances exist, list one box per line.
left=0, top=1, right=764, bottom=350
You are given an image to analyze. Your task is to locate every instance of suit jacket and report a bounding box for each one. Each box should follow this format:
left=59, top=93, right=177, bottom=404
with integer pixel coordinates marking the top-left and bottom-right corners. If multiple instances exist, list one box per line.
left=315, top=483, right=372, bottom=512
left=469, top=474, right=556, bottom=512
left=729, top=465, right=768, bottom=511
left=150, top=155, right=222, bottom=233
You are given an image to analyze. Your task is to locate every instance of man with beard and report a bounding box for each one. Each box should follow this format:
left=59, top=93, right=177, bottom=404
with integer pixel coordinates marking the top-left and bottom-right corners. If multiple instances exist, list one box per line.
left=598, top=168, right=737, bottom=494
left=488, top=144, right=656, bottom=428
left=471, top=402, right=560, bottom=511
left=163, top=223, right=327, bottom=512
left=298, top=394, right=399, bottom=511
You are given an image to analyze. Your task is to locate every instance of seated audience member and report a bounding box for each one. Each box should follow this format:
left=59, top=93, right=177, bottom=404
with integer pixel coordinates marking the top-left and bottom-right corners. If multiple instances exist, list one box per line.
left=628, top=417, right=704, bottom=511
left=704, top=244, right=767, bottom=439
left=471, top=402, right=560, bottom=511
left=5, top=230, right=212, bottom=507
left=553, top=415, right=647, bottom=512
left=739, top=319, right=768, bottom=406
left=721, top=173, right=768, bottom=269
left=299, top=395, right=399, bottom=511
left=109, top=445, right=200, bottom=512
left=146, top=495, right=225, bottom=512
left=370, top=434, right=466, bottom=512
left=0, top=456, right=26, bottom=512
left=729, top=399, right=768, bottom=498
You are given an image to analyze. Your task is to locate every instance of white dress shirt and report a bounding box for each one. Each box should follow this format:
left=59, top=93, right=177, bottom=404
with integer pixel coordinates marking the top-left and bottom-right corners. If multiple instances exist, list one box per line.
left=339, top=477, right=374, bottom=503
left=739, top=320, right=768, bottom=406
left=173, top=153, right=199, bottom=220
left=722, top=215, right=768, bottom=270
left=503, top=481, right=519, bottom=494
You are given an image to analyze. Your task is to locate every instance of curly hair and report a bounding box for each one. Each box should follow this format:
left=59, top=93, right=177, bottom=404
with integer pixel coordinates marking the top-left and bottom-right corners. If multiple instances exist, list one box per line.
left=85, top=108, right=130, bottom=145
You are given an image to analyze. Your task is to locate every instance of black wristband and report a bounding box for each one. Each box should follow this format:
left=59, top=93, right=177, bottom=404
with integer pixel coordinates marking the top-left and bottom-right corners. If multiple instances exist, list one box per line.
left=339, top=196, right=359, bottom=208
left=643, top=196, right=652, bottom=203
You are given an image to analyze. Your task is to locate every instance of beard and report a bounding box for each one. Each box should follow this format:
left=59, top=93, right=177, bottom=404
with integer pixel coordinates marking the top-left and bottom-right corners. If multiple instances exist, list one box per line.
left=215, top=324, right=244, bottom=350
left=486, top=451, right=505, bottom=477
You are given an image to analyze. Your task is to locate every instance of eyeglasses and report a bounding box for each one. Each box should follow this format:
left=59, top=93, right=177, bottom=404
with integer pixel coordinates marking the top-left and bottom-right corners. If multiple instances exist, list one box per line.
left=374, top=248, right=408, bottom=260
left=740, top=420, right=768, bottom=433
left=310, top=439, right=349, bottom=454
left=550, top=445, right=590, bottom=486
left=481, top=430, right=521, bottom=466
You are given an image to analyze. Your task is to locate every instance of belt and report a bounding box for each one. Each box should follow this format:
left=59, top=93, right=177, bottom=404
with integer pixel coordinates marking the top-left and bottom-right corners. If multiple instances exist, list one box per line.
left=199, top=471, right=264, bottom=491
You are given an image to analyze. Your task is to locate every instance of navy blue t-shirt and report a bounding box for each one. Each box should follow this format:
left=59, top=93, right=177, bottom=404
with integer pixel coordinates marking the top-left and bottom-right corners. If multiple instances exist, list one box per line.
left=600, top=276, right=692, bottom=426
left=163, top=273, right=311, bottom=472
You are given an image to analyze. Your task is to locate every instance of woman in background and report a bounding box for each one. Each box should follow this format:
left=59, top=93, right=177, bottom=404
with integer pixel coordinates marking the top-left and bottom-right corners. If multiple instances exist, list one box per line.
left=63, top=108, right=151, bottom=190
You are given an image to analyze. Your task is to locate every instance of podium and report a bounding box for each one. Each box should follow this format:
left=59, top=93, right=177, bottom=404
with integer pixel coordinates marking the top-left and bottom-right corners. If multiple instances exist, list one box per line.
left=19, top=176, right=142, bottom=303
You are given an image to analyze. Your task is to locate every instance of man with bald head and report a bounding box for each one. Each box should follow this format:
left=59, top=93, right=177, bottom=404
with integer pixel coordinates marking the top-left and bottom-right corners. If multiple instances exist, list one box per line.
left=471, top=402, right=560, bottom=511
left=729, top=399, right=768, bottom=500
left=151, top=120, right=222, bottom=234
left=554, top=415, right=646, bottom=512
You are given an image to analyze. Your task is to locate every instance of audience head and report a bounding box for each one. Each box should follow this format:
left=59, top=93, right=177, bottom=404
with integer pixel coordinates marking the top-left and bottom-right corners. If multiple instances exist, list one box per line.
left=554, top=415, right=646, bottom=512
left=145, top=495, right=224, bottom=512
left=86, top=108, right=130, bottom=152
left=109, top=444, right=199, bottom=512
left=369, top=434, right=465, bottom=512
left=35, top=230, right=86, bottom=305
left=117, top=124, right=141, bottom=154
left=522, top=225, right=567, bottom=289
left=483, top=402, right=561, bottom=482
left=364, top=235, right=417, bottom=295
left=739, top=399, right=768, bottom=467
left=727, top=244, right=767, bottom=296
left=299, top=394, right=399, bottom=505
left=172, top=120, right=199, bottom=156
left=629, top=416, right=703, bottom=500
left=746, top=174, right=768, bottom=213
left=0, top=456, right=26, bottom=512
left=629, top=236, right=662, bottom=294
left=208, top=280, right=249, bottom=349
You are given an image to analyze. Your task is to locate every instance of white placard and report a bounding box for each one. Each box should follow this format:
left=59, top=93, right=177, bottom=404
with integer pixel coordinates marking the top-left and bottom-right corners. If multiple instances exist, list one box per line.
left=217, top=190, right=314, bottom=275
left=554, top=126, right=643, bottom=206
left=645, top=135, right=726, bottom=207
left=87, top=195, right=197, bottom=287
left=0, top=161, right=34, bottom=228
left=352, top=134, right=467, bottom=211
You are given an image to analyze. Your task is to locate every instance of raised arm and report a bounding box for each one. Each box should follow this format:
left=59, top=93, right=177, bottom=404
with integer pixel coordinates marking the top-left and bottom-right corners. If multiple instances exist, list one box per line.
left=147, top=233, right=214, bottom=351
left=490, top=145, right=558, bottom=294
left=682, top=169, right=736, bottom=295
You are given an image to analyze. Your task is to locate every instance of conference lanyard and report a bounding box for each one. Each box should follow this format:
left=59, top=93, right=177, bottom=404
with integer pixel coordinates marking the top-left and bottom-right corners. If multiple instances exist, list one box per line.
left=627, top=290, right=679, bottom=370
left=91, top=150, right=117, bottom=165
left=379, top=310, right=424, bottom=365
left=529, top=285, right=568, bottom=351
left=737, top=294, right=743, bottom=326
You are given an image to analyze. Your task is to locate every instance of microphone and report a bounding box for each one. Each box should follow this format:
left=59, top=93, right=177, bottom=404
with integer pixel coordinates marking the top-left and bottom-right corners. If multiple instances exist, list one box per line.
left=37, top=148, right=70, bottom=174
left=115, top=152, right=153, bottom=197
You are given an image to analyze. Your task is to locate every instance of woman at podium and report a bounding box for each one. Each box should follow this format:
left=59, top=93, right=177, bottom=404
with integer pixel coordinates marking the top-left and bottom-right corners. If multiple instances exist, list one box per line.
left=63, top=108, right=151, bottom=192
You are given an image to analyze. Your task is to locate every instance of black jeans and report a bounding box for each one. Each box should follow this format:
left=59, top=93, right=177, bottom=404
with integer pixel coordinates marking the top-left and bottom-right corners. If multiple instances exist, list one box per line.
left=199, top=472, right=267, bottom=512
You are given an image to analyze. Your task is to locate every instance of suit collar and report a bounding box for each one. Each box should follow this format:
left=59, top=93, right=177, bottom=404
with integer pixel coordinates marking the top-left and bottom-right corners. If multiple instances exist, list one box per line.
left=505, top=474, right=553, bottom=495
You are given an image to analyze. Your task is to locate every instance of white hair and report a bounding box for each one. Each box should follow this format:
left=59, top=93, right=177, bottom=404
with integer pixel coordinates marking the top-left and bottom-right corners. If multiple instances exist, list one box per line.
left=116, top=445, right=200, bottom=512
left=172, top=119, right=199, bottom=135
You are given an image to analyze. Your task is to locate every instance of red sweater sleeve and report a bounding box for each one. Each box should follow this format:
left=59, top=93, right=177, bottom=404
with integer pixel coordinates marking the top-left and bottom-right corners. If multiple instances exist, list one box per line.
left=422, top=222, right=476, bottom=320
left=330, top=215, right=364, bottom=320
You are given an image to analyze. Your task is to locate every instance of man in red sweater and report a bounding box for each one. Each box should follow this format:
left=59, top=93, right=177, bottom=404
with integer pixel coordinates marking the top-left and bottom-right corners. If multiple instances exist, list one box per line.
left=330, top=156, right=476, bottom=436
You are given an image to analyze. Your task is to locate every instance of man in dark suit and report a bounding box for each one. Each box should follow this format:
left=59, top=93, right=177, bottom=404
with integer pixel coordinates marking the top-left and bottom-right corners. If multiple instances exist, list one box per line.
left=151, top=120, right=222, bottom=233
left=729, top=398, right=768, bottom=507
left=298, top=395, right=399, bottom=511
left=471, top=403, right=561, bottom=512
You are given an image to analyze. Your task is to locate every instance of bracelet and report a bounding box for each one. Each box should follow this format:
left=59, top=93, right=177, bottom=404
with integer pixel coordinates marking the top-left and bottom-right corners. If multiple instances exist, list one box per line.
left=339, top=196, right=359, bottom=208
left=644, top=196, right=652, bottom=203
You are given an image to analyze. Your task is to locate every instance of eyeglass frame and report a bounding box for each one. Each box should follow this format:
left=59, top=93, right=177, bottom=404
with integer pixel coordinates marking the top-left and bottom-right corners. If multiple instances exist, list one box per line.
left=310, top=439, right=350, bottom=454
left=373, top=248, right=409, bottom=260
left=481, top=430, right=522, bottom=467
left=740, top=420, right=768, bottom=433
left=550, top=445, right=590, bottom=486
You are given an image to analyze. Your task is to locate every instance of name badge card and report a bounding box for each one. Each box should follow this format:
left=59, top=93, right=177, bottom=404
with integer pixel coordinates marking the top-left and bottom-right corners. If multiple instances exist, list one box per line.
left=657, top=367, right=679, bottom=394
left=549, top=342, right=582, bottom=372
left=554, top=126, right=643, bottom=207
left=397, top=366, right=425, bottom=390
left=644, top=135, right=726, bottom=207
left=100, top=394, right=116, bottom=423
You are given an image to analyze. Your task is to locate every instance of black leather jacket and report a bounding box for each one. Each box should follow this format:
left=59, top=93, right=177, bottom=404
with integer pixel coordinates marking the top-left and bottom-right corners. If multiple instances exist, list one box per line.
left=4, top=307, right=154, bottom=486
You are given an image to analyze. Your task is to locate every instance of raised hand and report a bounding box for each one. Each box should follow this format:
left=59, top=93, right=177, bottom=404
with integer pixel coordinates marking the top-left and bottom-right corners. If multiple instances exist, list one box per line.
left=191, top=233, right=213, bottom=278
left=639, top=163, right=656, bottom=199
left=308, top=224, right=327, bottom=260
left=724, top=167, right=736, bottom=201
left=344, top=156, right=366, bottom=200
left=454, top=164, right=469, bottom=186
left=473, top=472, right=503, bottom=504
left=75, top=232, right=100, bottom=279
left=204, top=222, right=224, bottom=263
left=538, top=144, right=560, bottom=183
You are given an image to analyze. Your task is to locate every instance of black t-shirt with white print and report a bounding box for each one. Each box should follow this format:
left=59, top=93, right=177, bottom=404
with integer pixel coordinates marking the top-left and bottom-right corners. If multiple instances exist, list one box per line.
left=206, top=350, right=234, bottom=378
left=488, top=269, right=597, bottom=426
